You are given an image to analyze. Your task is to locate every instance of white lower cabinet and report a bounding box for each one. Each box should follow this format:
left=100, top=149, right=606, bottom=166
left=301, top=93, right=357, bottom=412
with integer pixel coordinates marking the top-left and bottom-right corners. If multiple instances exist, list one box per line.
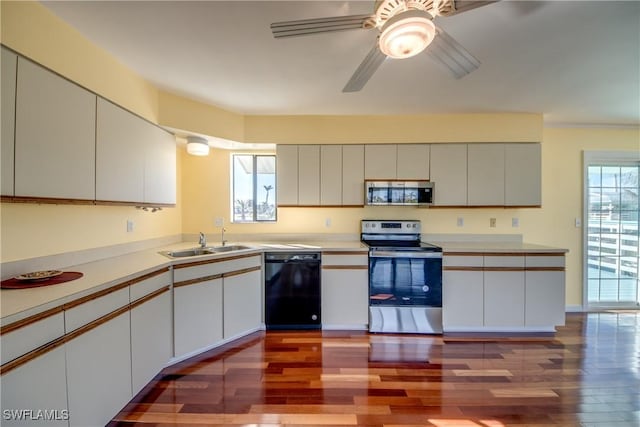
left=442, top=270, right=484, bottom=329
left=65, top=311, right=132, bottom=427
left=321, top=252, right=369, bottom=329
left=483, top=271, right=525, bottom=327
left=223, top=270, right=262, bottom=339
left=443, top=253, right=565, bottom=332
left=0, top=345, right=69, bottom=427
left=130, top=290, right=172, bottom=395
left=173, top=278, right=223, bottom=359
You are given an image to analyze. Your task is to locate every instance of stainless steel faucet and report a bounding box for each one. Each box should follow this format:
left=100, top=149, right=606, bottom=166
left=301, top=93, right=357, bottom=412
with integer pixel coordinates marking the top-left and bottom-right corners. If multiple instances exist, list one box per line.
left=199, top=232, right=206, bottom=248
left=221, top=228, right=227, bottom=246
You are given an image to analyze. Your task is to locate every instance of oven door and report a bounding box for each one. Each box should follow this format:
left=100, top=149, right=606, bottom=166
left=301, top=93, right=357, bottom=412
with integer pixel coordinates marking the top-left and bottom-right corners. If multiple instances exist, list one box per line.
left=369, top=250, right=442, bottom=307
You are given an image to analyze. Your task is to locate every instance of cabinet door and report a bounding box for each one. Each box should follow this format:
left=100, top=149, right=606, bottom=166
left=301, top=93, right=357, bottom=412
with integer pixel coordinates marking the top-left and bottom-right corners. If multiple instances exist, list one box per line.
left=298, top=145, right=320, bottom=205
left=525, top=271, right=565, bottom=327
left=174, top=278, right=223, bottom=358
left=1, top=47, right=17, bottom=196
left=66, top=311, right=132, bottom=427
left=397, top=144, right=430, bottom=179
left=96, top=98, right=145, bottom=202
left=505, top=143, right=541, bottom=206
left=442, top=270, right=484, bottom=329
left=342, top=145, right=364, bottom=205
left=483, top=271, right=525, bottom=327
left=321, top=268, right=368, bottom=328
left=365, top=144, right=397, bottom=179
left=467, top=144, right=505, bottom=206
left=131, top=291, right=172, bottom=394
left=144, top=126, right=176, bottom=205
left=276, top=145, right=298, bottom=205
left=14, top=58, right=96, bottom=200
left=224, top=270, right=262, bottom=339
left=320, top=145, right=342, bottom=205
left=0, top=346, right=69, bottom=427
left=430, top=144, right=467, bottom=206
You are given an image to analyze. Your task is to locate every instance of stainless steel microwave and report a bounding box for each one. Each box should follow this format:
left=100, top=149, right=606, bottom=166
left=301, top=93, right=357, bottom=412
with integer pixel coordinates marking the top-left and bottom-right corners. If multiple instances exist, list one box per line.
left=365, top=180, right=434, bottom=206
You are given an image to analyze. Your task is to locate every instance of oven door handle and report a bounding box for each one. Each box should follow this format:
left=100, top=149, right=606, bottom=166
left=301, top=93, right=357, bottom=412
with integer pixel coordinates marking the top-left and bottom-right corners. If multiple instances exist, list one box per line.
left=370, top=251, right=442, bottom=259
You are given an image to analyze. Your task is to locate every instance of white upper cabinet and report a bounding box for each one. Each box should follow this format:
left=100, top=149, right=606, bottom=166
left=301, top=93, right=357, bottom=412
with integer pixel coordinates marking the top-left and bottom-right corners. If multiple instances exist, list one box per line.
left=276, top=145, right=298, bottom=205
left=467, top=144, right=505, bottom=206
left=397, top=144, right=430, bottom=179
left=365, top=144, right=397, bottom=179
left=144, top=125, right=176, bottom=205
left=97, top=98, right=176, bottom=205
left=14, top=58, right=96, bottom=200
left=96, top=98, right=145, bottom=202
left=430, top=144, right=467, bottom=206
left=1, top=47, right=17, bottom=197
left=320, top=145, right=342, bottom=205
left=505, top=143, right=541, bottom=206
left=342, top=145, right=365, bottom=205
left=298, top=145, right=320, bottom=205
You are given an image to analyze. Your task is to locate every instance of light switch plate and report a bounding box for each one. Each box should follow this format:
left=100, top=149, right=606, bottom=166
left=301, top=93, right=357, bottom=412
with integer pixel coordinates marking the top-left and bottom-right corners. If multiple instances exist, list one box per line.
left=457, top=217, right=464, bottom=227
left=215, top=217, right=224, bottom=227
left=512, top=217, right=519, bottom=228
left=126, top=220, right=134, bottom=233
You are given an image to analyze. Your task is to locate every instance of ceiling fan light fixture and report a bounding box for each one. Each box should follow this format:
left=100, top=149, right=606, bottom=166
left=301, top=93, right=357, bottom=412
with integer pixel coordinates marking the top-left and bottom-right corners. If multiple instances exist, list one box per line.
left=378, top=10, right=436, bottom=59
left=186, top=136, right=210, bottom=156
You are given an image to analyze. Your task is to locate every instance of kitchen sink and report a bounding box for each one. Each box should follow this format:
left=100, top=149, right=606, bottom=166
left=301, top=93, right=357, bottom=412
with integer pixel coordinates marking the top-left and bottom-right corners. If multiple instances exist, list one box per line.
left=160, top=245, right=252, bottom=258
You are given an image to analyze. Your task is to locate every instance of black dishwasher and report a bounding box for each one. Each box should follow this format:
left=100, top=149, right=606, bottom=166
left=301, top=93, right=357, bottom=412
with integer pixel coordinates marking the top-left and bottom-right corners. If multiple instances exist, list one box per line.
left=264, top=252, right=321, bottom=330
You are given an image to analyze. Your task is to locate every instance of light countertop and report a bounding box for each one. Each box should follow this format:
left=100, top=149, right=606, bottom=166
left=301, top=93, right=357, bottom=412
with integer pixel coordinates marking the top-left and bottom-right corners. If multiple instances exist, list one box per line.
left=1, top=238, right=565, bottom=325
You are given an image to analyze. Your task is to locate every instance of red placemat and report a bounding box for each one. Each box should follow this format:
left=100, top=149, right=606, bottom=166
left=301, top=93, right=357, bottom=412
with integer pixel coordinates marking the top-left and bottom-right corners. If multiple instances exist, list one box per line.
left=1, top=272, right=83, bottom=289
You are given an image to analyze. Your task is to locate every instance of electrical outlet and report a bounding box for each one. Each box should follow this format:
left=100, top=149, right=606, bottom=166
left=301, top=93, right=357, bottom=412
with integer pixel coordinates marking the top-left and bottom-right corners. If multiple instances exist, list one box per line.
left=214, top=217, right=224, bottom=227
left=325, top=218, right=332, bottom=228
left=575, top=218, right=582, bottom=227
left=512, top=217, right=519, bottom=228
left=490, top=218, right=497, bottom=228
left=456, top=217, right=464, bottom=227
left=126, top=219, right=134, bottom=233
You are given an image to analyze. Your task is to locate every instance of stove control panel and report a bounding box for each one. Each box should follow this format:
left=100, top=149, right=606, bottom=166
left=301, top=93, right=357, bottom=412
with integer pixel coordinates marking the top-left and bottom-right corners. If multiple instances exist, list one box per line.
left=361, top=220, right=421, bottom=234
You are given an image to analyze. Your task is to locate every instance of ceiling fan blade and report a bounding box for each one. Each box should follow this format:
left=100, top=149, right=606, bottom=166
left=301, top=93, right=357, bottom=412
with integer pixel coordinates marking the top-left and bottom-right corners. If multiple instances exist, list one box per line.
left=343, top=43, right=388, bottom=93
left=440, top=1, right=499, bottom=17
left=427, top=26, right=480, bottom=79
left=271, top=14, right=373, bottom=38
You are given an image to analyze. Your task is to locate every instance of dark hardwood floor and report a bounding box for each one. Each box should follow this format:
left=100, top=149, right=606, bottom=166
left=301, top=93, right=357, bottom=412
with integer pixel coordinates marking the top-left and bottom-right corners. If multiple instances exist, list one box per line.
left=110, top=312, right=640, bottom=426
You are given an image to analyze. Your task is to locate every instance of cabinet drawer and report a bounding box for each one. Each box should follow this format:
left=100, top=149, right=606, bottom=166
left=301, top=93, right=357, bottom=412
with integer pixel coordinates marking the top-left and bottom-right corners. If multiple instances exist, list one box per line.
left=322, top=253, right=368, bottom=267
left=525, top=255, right=565, bottom=268
left=1, top=311, right=65, bottom=365
left=484, top=255, right=524, bottom=268
left=130, top=270, right=171, bottom=302
left=65, top=287, right=129, bottom=332
left=443, top=255, right=483, bottom=268
left=174, top=254, right=261, bottom=283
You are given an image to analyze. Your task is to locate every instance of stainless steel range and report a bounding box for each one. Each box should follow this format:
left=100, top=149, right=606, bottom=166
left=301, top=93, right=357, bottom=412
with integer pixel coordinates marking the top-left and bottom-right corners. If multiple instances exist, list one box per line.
left=361, top=220, right=442, bottom=334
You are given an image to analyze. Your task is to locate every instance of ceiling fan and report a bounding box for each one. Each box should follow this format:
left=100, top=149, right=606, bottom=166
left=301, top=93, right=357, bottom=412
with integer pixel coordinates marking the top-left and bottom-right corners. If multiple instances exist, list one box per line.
left=270, top=0, right=497, bottom=92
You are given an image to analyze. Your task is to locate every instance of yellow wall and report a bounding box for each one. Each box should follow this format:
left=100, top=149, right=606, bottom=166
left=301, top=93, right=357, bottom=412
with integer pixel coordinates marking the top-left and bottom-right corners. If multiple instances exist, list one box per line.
left=2, top=1, right=639, bottom=310
left=244, top=114, right=542, bottom=144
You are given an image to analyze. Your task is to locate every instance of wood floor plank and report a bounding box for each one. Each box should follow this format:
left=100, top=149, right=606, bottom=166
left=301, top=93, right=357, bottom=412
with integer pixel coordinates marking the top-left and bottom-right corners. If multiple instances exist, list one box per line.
left=111, top=312, right=640, bottom=426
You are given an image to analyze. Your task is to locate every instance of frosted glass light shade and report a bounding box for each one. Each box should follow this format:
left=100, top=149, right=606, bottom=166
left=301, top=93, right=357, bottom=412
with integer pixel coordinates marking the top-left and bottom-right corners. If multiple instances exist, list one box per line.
left=379, top=10, right=436, bottom=59
left=186, top=136, right=210, bottom=156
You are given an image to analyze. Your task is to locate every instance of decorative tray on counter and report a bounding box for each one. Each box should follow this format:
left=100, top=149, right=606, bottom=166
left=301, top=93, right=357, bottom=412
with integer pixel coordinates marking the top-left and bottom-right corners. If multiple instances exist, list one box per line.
left=1, top=271, right=83, bottom=289
left=14, top=270, right=63, bottom=281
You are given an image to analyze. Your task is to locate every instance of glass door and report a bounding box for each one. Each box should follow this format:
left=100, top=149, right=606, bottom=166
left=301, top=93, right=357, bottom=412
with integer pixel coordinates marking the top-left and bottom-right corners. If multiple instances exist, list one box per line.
left=585, top=160, right=640, bottom=309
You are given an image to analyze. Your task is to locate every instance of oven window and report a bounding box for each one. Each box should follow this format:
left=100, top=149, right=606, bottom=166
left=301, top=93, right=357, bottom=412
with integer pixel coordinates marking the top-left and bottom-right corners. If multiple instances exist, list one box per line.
left=369, top=256, right=442, bottom=307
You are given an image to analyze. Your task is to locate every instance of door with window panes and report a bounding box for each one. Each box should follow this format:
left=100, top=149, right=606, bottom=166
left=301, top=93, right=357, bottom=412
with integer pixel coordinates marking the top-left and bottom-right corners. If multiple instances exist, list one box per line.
left=586, top=160, right=639, bottom=308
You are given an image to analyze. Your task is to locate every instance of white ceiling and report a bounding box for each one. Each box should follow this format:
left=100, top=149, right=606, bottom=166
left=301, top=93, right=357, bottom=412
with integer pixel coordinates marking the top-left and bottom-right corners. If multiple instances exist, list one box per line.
left=41, top=0, right=640, bottom=126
